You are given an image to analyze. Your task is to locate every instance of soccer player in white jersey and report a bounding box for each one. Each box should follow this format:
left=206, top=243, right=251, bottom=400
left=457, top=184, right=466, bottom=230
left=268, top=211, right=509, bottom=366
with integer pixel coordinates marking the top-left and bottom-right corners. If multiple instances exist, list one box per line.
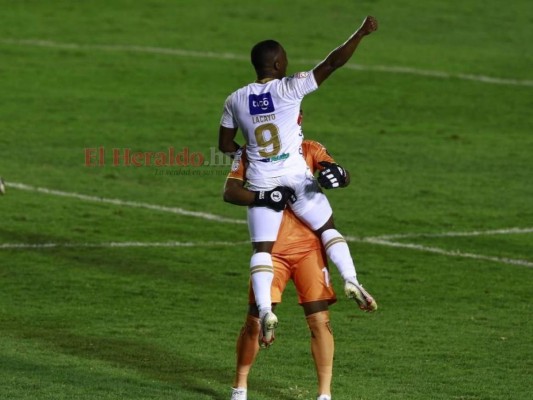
left=219, top=16, right=378, bottom=347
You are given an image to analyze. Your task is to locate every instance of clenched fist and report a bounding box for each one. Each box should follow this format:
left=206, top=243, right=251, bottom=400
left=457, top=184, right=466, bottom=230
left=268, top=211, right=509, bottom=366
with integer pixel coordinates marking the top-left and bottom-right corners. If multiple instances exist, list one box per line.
left=359, top=16, right=378, bottom=36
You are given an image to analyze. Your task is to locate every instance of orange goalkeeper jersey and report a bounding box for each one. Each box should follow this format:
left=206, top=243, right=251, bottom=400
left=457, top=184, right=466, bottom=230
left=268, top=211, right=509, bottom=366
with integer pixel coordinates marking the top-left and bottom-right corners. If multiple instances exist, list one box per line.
left=226, top=140, right=336, bottom=255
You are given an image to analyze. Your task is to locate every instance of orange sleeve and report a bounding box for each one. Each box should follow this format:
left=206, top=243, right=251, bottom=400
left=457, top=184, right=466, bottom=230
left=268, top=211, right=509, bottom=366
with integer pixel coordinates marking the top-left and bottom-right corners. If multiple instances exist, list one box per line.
left=302, top=140, right=336, bottom=174
left=226, top=148, right=248, bottom=182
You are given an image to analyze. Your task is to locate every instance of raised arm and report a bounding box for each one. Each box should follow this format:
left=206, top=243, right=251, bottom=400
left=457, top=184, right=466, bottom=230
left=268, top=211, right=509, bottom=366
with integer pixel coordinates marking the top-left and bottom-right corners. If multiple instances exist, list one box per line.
left=313, top=16, right=378, bottom=86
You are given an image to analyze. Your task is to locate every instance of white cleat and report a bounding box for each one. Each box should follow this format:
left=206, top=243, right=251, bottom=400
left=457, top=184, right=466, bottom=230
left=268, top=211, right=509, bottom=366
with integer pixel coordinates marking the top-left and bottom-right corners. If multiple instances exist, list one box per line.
left=317, top=395, right=332, bottom=400
left=259, top=311, right=278, bottom=348
left=344, top=281, right=377, bottom=312
left=230, top=387, right=247, bottom=400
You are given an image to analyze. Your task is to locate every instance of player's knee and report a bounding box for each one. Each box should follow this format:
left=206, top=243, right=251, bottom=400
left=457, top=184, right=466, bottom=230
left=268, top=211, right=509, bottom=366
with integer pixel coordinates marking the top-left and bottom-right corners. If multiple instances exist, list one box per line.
left=306, top=310, right=333, bottom=337
left=315, top=218, right=336, bottom=235
left=241, top=314, right=261, bottom=338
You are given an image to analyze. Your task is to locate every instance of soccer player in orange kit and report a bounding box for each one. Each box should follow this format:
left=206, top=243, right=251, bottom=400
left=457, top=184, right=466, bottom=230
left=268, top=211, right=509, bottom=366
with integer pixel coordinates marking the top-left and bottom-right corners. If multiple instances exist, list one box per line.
left=224, top=140, right=377, bottom=400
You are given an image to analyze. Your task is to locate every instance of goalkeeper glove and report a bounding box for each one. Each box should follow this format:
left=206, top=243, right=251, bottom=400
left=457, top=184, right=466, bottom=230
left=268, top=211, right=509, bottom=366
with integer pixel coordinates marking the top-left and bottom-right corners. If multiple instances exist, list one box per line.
left=318, top=161, right=347, bottom=189
left=253, top=186, right=296, bottom=212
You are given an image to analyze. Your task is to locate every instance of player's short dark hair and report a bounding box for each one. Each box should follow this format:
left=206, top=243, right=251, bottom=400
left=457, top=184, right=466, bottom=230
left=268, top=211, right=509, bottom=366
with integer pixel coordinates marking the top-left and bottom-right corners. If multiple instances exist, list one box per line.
left=251, top=40, right=282, bottom=72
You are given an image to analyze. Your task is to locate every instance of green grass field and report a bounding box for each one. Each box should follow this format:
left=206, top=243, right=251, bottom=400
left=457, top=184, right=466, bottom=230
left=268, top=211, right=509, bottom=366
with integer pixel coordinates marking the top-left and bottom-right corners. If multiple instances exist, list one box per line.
left=1, top=1, right=532, bottom=399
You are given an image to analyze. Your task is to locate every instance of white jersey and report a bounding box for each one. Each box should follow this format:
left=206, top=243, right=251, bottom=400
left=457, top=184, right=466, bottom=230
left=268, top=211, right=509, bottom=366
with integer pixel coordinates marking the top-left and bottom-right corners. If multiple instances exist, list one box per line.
left=220, top=71, right=318, bottom=181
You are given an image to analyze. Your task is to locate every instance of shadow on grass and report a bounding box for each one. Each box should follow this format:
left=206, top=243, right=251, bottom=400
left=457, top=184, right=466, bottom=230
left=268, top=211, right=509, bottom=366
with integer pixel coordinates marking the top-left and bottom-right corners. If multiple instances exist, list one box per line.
left=3, top=319, right=296, bottom=400
left=1, top=229, right=294, bottom=399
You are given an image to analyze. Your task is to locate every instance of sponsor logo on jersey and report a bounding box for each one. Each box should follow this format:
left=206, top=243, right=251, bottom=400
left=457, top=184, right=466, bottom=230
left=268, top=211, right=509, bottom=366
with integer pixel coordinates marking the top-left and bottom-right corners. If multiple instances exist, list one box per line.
left=258, top=153, right=290, bottom=163
left=249, top=93, right=275, bottom=115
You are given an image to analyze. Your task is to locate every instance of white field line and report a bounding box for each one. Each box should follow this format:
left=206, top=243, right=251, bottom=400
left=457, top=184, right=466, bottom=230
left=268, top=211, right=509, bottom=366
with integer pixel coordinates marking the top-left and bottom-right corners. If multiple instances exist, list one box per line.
left=366, top=227, right=533, bottom=241
left=1, top=38, right=532, bottom=88
left=2, top=237, right=531, bottom=268
left=345, top=237, right=533, bottom=268
left=7, top=182, right=246, bottom=225
left=4, top=181, right=532, bottom=267
left=0, top=241, right=248, bottom=249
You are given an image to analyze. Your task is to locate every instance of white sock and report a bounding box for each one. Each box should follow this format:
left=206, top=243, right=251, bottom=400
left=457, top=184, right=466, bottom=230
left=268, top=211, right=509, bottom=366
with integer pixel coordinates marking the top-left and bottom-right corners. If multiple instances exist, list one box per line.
left=232, top=387, right=247, bottom=399
left=321, top=229, right=358, bottom=284
left=250, top=252, right=273, bottom=318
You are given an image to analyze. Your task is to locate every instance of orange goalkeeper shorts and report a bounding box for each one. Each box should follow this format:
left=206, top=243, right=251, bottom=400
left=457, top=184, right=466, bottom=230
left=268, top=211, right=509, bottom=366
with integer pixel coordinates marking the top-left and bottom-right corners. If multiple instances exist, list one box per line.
left=249, top=248, right=337, bottom=305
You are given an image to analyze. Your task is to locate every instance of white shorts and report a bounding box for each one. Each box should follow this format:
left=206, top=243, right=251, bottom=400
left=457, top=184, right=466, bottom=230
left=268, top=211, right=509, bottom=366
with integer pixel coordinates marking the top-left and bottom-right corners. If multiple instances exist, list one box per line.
left=247, top=169, right=333, bottom=242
